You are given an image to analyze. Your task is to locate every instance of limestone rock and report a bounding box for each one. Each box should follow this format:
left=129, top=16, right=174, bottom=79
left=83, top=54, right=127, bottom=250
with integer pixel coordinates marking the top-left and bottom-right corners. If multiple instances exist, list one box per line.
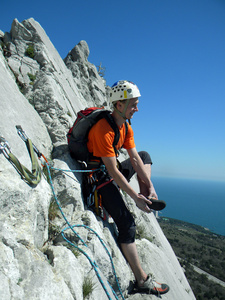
left=0, top=18, right=196, bottom=300
left=64, top=40, right=109, bottom=108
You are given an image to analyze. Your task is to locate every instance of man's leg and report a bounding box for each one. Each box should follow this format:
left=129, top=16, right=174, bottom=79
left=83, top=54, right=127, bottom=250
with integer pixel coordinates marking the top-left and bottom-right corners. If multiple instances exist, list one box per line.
left=99, top=181, right=147, bottom=284
left=98, top=164, right=169, bottom=294
left=120, top=242, right=147, bottom=285
left=120, top=151, right=157, bottom=199
left=137, top=163, right=158, bottom=199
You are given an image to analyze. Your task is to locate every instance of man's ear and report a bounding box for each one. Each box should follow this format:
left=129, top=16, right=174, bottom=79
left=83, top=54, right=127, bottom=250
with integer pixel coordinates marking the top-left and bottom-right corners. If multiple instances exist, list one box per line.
left=117, top=100, right=123, bottom=109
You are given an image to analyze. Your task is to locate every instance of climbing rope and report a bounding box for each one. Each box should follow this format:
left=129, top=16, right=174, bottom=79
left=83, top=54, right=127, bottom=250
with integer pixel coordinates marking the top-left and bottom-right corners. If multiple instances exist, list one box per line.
left=50, top=164, right=106, bottom=173
left=45, top=162, right=125, bottom=300
left=0, top=126, right=125, bottom=300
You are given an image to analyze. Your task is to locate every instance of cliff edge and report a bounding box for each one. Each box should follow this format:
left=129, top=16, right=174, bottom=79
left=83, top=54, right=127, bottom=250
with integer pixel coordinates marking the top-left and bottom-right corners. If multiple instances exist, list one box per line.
left=0, top=18, right=195, bottom=300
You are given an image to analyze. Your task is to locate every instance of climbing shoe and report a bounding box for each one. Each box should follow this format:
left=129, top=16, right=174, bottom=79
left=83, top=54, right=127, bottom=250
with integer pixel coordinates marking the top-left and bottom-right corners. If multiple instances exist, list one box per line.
left=133, top=274, right=170, bottom=295
left=148, top=198, right=166, bottom=211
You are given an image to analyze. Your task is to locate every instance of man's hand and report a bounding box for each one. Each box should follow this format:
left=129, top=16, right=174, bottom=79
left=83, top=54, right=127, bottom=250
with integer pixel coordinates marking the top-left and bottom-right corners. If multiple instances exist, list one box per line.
left=142, top=181, right=158, bottom=200
left=135, top=194, right=152, bottom=213
left=149, top=181, right=158, bottom=199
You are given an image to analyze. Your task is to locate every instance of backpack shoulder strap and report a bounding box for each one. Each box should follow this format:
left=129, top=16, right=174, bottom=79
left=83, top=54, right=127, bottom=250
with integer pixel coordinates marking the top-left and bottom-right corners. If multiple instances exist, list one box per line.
left=104, top=112, right=120, bottom=157
left=104, top=113, right=129, bottom=157
left=124, top=121, right=128, bottom=136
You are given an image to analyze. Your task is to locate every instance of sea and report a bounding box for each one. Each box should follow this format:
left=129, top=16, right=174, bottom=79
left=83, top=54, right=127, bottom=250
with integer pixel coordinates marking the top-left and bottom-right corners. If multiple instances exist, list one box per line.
left=152, top=176, right=225, bottom=236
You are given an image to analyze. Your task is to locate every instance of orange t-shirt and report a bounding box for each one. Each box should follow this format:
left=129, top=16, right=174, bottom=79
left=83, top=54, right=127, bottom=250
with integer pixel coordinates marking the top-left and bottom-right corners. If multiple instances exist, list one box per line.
left=87, top=118, right=135, bottom=157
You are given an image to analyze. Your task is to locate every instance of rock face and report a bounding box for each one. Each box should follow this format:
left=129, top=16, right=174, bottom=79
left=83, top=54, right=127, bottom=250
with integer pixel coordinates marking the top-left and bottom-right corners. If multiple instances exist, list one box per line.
left=0, top=18, right=195, bottom=300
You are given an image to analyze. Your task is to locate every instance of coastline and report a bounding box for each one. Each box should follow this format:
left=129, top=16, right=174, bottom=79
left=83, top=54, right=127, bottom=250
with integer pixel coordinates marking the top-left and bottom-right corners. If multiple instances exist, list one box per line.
left=158, top=216, right=225, bottom=237
left=152, top=176, right=225, bottom=236
left=158, top=216, right=225, bottom=299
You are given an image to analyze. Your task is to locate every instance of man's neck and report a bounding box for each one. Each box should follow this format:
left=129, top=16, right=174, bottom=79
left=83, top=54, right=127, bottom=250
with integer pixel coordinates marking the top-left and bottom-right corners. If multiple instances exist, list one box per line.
left=112, top=110, right=126, bottom=127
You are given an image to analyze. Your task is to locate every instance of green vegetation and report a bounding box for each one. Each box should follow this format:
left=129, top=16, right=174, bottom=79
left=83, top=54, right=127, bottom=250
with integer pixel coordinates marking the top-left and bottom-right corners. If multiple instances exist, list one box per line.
left=48, top=200, right=60, bottom=221
left=83, top=276, right=96, bottom=299
left=12, top=71, right=24, bottom=93
left=27, top=72, right=36, bottom=85
left=48, top=222, right=61, bottom=241
left=47, top=200, right=61, bottom=241
left=135, top=224, right=153, bottom=243
left=16, top=79, right=24, bottom=93
left=25, top=44, right=35, bottom=58
left=66, top=244, right=80, bottom=258
left=159, top=217, right=225, bottom=299
left=67, top=111, right=72, bottom=117
left=1, top=41, right=11, bottom=57
left=42, top=163, right=53, bottom=184
left=181, top=260, right=225, bottom=300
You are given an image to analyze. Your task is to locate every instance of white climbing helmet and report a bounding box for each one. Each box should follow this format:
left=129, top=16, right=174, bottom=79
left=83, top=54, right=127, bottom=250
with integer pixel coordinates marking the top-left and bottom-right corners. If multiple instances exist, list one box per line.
left=110, top=80, right=141, bottom=103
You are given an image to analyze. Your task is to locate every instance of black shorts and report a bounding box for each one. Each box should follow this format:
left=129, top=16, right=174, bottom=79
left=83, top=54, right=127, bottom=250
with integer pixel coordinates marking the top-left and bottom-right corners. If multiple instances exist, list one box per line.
left=120, top=151, right=152, bottom=181
left=98, top=151, right=152, bottom=244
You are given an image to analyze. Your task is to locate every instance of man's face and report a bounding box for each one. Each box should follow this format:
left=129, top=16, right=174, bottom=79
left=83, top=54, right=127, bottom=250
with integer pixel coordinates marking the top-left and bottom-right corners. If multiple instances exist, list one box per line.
left=124, top=98, right=139, bottom=120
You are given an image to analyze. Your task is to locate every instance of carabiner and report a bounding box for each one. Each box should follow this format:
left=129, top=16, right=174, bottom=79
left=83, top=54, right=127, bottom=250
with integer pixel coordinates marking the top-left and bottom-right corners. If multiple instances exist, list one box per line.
left=0, top=136, right=11, bottom=159
left=16, top=125, right=28, bottom=142
left=16, top=125, right=42, bottom=158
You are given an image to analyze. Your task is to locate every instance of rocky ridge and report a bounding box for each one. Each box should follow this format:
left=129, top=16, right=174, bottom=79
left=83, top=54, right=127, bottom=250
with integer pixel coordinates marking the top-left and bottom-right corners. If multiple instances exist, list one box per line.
left=0, top=18, right=195, bottom=300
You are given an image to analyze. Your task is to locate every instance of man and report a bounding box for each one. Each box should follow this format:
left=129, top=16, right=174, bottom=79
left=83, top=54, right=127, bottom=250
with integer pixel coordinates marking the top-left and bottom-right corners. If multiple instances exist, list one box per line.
left=87, top=80, right=169, bottom=295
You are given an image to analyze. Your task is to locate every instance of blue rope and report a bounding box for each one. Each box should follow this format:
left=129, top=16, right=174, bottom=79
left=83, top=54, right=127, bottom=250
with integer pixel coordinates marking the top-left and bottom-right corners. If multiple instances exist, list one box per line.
left=50, top=164, right=106, bottom=173
left=51, top=167, right=97, bottom=173
left=45, top=163, right=125, bottom=300
left=63, top=224, right=124, bottom=299
left=61, top=232, right=114, bottom=299
left=61, top=230, right=120, bottom=300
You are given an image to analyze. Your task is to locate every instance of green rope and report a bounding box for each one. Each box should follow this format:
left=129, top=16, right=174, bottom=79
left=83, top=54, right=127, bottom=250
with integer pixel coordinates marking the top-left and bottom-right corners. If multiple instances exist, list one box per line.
left=8, top=138, right=41, bottom=185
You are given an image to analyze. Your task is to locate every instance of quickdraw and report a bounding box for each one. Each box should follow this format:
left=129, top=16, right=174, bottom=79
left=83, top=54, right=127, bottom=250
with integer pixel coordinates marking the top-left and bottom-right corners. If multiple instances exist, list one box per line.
left=16, top=125, right=49, bottom=165
left=0, top=131, right=42, bottom=186
left=0, top=136, right=11, bottom=159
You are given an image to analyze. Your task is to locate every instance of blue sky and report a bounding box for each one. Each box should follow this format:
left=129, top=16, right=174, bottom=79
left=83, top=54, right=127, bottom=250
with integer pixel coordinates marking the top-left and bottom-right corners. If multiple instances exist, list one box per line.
left=1, top=0, right=225, bottom=181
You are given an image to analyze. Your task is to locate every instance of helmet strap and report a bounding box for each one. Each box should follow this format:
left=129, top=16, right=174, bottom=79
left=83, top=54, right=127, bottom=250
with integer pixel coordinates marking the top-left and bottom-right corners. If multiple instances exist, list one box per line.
left=114, top=99, right=130, bottom=122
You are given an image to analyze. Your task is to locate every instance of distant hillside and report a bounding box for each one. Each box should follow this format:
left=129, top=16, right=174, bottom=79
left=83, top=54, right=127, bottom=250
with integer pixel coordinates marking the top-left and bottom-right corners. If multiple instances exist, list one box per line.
left=158, top=217, right=225, bottom=299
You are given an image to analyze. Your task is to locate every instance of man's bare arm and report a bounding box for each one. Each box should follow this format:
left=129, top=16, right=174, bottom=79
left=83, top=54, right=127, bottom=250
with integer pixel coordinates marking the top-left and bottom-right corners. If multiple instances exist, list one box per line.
left=101, top=156, right=152, bottom=212
left=127, top=148, right=151, bottom=188
left=127, top=148, right=158, bottom=199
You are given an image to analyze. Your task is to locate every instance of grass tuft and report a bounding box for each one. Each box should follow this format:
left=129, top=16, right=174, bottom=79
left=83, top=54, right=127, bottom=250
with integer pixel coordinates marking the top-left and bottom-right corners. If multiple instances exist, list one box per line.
left=83, top=276, right=96, bottom=299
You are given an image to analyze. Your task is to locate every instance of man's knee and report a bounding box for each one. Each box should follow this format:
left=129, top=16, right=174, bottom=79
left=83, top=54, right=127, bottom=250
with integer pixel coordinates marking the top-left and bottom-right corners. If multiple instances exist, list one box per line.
left=118, top=225, right=136, bottom=244
left=138, top=151, right=153, bottom=165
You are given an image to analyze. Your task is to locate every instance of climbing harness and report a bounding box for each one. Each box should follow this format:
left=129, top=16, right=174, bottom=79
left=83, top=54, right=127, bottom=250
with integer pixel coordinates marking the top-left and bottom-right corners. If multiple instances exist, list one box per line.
left=0, top=126, right=125, bottom=300
left=82, top=168, right=112, bottom=220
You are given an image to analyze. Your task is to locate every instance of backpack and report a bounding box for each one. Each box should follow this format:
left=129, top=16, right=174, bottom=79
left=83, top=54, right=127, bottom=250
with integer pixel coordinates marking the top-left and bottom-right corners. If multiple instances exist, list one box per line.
left=67, top=107, right=128, bottom=219
left=67, top=107, right=128, bottom=163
